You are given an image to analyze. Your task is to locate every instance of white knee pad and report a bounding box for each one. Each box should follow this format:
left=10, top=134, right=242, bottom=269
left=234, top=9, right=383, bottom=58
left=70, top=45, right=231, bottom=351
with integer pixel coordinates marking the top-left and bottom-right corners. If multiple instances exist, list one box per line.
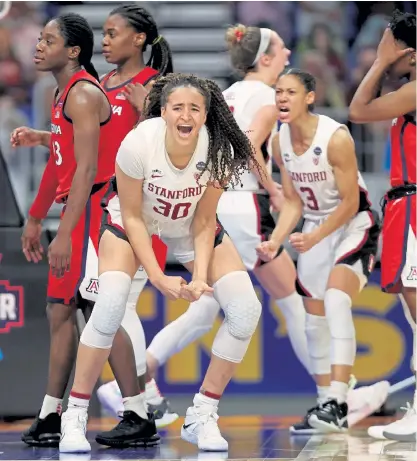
left=81, top=271, right=131, bottom=349
left=121, top=277, right=148, bottom=375
left=147, top=293, right=220, bottom=365
left=324, top=288, right=356, bottom=366
left=212, top=271, right=261, bottom=363
left=305, top=314, right=331, bottom=375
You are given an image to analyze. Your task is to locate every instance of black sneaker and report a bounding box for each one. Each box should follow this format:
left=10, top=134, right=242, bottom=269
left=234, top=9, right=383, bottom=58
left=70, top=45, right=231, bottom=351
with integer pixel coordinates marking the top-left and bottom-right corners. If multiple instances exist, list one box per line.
left=21, top=412, right=61, bottom=447
left=148, top=398, right=179, bottom=428
left=95, top=410, right=160, bottom=448
left=308, top=399, right=348, bottom=433
left=289, top=406, right=320, bottom=435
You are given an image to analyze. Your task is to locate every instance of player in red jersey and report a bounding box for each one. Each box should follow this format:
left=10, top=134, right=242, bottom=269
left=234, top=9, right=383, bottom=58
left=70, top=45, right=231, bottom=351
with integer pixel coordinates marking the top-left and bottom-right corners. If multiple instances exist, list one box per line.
left=10, top=12, right=141, bottom=447
left=349, top=10, right=417, bottom=442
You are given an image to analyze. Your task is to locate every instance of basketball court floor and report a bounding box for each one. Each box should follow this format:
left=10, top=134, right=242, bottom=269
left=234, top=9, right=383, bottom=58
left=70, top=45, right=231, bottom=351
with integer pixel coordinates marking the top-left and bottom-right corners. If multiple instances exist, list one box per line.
left=0, top=416, right=415, bottom=460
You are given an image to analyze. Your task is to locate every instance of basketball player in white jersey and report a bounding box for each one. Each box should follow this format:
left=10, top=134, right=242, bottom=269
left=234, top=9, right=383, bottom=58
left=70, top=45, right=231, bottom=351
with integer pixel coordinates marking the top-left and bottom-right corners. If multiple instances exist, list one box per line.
left=257, top=68, right=381, bottom=433
left=97, top=24, right=390, bottom=435
left=59, top=73, right=263, bottom=453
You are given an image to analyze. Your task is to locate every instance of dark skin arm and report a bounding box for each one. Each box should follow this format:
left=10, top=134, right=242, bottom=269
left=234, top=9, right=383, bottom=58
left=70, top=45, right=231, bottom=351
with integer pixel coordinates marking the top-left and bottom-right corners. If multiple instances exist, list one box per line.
left=48, top=82, right=110, bottom=277
left=349, top=28, right=416, bottom=122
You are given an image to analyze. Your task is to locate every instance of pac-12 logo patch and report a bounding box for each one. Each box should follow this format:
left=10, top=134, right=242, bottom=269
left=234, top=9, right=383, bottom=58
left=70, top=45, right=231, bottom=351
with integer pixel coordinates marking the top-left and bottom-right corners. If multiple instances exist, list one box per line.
left=0, top=280, right=24, bottom=334
left=86, top=278, right=99, bottom=294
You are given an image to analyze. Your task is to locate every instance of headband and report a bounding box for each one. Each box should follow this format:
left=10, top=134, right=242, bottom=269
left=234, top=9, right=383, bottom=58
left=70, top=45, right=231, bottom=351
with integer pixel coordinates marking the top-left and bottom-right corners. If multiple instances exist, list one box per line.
left=252, top=28, right=272, bottom=66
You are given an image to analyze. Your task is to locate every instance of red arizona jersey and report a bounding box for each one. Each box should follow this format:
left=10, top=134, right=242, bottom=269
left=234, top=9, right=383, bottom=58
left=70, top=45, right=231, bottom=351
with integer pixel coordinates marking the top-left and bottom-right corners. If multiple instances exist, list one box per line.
left=50, top=70, right=113, bottom=202
left=390, top=115, right=416, bottom=187
left=100, top=67, right=159, bottom=167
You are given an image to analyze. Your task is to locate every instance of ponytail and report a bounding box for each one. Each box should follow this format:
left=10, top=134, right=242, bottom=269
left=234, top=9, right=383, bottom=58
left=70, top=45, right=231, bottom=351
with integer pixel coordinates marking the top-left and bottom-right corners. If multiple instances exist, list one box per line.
left=147, top=35, right=174, bottom=76
left=82, top=60, right=100, bottom=81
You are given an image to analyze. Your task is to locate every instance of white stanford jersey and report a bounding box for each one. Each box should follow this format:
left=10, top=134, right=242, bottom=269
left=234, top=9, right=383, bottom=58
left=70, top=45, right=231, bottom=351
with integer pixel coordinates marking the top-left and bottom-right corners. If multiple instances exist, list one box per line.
left=279, top=114, right=370, bottom=221
left=116, top=117, right=211, bottom=239
left=223, top=80, right=276, bottom=192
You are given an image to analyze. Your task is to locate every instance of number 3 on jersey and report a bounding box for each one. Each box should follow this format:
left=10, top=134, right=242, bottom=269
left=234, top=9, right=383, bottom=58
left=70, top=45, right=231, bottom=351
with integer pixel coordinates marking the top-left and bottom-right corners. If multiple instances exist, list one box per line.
left=53, top=141, right=62, bottom=165
left=300, top=186, right=319, bottom=211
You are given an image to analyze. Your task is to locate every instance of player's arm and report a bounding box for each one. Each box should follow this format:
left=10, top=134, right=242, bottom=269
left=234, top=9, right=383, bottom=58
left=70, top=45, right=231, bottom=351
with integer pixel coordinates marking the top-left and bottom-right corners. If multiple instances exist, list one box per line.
left=245, top=105, right=279, bottom=195
left=56, top=83, right=105, bottom=237
left=349, top=74, right=416, bottom=123
left=269, top=133, right=303, bottom=247
left=191, top=184, right=224, bottom=283
left=311, top=128, right=359, bottom=242
left=28, top=153, right=58, bottom=221
left=115, top=130, right=164, bottom=283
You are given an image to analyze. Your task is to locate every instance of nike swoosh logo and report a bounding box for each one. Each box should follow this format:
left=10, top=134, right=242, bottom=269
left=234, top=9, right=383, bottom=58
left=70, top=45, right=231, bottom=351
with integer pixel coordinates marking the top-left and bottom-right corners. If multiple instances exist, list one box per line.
left=151, top=175, right=162, bottom=179
left=183, top=423, right=194, bottom=429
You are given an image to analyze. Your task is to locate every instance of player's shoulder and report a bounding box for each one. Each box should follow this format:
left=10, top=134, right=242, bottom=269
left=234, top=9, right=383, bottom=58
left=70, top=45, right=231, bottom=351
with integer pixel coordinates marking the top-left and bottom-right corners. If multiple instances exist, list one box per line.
left=133, top=117, right=165, bottom=138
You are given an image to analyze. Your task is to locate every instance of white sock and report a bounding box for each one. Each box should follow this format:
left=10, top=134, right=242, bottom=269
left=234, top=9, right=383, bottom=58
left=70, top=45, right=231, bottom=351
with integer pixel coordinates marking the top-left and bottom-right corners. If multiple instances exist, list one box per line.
left=121, top=278, right=147, bottom=376
left=68, top=392, right=90, bottom=410
left=147, top=294, right=219, bottom=365
left=328, top=381, right=349, bottom=404
left=39, top=395, right=63, bottom=419
left=123, top=393, right=148, bottom=420
left=194, top=392, right=219, bottom=408
left=145, top=379, right=163, bottom=405
left=317, top=386, right=330, bottom=405
left=276, top=292, right=311, bottom=374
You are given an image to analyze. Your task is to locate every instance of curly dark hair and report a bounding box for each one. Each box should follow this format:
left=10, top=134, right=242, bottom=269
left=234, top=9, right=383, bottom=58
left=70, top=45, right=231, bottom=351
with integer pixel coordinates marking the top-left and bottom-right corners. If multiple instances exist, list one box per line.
left=143, top=73, right=263, bottom=188
left=389, top=9, right=416, bottom=50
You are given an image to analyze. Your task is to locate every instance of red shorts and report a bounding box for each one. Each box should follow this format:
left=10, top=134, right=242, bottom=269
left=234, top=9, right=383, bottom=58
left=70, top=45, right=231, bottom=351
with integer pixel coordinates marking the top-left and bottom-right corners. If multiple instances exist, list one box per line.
left=381, top=193, right=416, bottom=293
left=47, top=185, right=108, bottom=305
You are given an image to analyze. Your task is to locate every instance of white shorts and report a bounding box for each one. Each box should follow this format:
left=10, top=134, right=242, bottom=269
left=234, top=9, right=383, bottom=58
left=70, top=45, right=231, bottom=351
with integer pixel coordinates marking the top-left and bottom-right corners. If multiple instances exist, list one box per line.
left=217, top=191, right=278, bottom=271
left=296, top=210, right=380, bottom=300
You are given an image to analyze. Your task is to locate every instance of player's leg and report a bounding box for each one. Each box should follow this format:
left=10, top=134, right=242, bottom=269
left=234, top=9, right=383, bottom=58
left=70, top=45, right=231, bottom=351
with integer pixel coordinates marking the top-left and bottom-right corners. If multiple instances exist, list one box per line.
left=22, top=198, right=95, bottom=447
left=309, top=210, right=380, bottom=432
left=180, top=230, right=261, bottom=451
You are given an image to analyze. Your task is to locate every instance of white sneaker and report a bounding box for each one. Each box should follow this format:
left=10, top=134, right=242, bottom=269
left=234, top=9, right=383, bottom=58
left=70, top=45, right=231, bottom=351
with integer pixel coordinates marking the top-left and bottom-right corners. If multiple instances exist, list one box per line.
left=368, top=403, right=417, bottom=441
left=59, top=409, right=90, bottom=453
left=383, top=403, right=417, bottom=442
left=181, top=404, right=228, bottom=451
left=347, top=381, right=390, bottom=426
left=97, top=381, right=123, bottom=418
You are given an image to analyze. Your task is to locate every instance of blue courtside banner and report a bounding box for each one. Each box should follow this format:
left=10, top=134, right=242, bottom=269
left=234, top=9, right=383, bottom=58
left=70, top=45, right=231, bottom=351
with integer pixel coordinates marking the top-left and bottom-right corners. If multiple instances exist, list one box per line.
left=101, top=269, right=412, bottom=394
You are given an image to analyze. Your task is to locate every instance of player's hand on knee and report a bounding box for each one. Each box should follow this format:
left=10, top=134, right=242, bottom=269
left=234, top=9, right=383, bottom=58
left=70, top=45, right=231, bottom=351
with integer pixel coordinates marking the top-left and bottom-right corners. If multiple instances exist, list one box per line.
left=256, top=240, right=279, bottom=262
left=10, top=127, right=43, bottom=148
left=289, top=232, right=318, bottom=253
left=153, top=274, right=187, bottom=300
left=48, top=234, right=72, bottom=278
left=21, top=217, right=44, bottom=263
left=180, top=280, right=214, bottom=302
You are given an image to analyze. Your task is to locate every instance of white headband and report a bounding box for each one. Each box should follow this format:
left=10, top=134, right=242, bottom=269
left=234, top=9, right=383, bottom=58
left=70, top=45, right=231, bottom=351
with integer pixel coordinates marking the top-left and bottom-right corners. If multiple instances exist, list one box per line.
left=252, top=28, right=272, bottom=66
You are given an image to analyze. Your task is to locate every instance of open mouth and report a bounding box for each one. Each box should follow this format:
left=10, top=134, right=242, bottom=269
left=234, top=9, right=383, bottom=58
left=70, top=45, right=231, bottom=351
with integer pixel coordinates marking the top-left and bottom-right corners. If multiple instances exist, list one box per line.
left=177, top=125, right=193, bottom=137
left=279, top=107, right=290, bottom=113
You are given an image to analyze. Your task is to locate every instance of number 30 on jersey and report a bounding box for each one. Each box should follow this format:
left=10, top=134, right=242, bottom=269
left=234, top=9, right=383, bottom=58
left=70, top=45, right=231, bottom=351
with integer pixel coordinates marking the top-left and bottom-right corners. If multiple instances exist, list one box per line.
left=53, top=141, right=62, bottom=165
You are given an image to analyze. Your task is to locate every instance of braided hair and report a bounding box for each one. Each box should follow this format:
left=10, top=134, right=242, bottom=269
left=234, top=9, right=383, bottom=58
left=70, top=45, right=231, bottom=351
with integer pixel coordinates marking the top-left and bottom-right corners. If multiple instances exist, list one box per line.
left=56, top=12, right=99, bottom=81
left=390, top=9, right=416, bottom=50
left=143, top=73, right=262, bottom=189
left=109, top=4, right=173, bottom=76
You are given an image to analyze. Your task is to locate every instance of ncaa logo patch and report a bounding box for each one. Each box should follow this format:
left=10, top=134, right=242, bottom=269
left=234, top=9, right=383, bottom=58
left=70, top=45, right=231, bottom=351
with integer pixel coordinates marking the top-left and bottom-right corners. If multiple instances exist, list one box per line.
left=196, top=161, right=206, bottom=171
left=0, top=280, right=24, bottom=334
left=313, top=147, right=322, bottom=155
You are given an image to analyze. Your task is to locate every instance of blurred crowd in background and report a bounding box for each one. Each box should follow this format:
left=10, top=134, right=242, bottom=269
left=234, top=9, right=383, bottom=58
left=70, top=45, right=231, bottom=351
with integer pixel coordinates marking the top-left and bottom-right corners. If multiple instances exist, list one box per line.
left=0, top=1, right=415, bottom=214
